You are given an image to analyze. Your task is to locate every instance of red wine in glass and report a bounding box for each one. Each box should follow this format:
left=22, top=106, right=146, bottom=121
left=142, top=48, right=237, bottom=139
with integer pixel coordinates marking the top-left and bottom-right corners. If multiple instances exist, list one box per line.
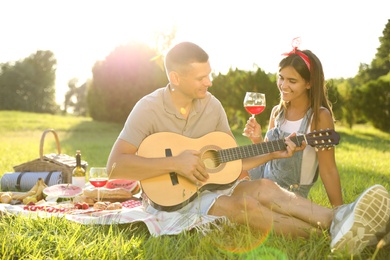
left=244, top=105, right=265, bottom=115
left=89, top=167, right=108, bottom=201
left=243, top=92, right=266, bottom=137
left=90, top=178, right=108, bottom=188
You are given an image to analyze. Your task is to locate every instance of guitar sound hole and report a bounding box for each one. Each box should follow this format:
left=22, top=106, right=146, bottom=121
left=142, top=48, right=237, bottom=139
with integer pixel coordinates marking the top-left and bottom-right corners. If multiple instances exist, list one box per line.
left=202, top=150, right=220, bottom=169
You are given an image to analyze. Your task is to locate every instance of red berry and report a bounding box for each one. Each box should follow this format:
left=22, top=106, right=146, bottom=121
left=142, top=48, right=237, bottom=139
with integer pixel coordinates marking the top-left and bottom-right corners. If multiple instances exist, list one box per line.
left=82, top=203, right=89, bottom=210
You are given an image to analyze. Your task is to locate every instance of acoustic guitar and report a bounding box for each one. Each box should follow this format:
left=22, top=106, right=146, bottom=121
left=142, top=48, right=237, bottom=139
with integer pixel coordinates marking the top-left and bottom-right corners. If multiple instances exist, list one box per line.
left=139, top=130, right=340, bottom=211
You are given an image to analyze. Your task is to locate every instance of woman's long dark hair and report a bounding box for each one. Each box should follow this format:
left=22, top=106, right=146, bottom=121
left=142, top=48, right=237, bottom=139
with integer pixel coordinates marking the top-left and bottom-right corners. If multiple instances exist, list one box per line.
left=275, top=50, right=334, bottom=130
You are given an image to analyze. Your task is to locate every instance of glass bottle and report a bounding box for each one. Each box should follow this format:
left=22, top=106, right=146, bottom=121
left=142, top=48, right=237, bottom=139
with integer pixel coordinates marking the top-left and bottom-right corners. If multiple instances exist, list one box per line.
left=72, top=150, right=86, bottom=188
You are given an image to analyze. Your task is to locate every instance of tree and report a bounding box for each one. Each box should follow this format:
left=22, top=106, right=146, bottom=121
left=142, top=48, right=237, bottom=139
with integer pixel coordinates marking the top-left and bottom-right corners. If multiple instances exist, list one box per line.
left=88, top=42, right=167, bottom=123
left=210, top=67, right=278, bottom=130
left=331, top=78, right=360, bottom=128
left=64, top=78, right=88, bottom=116
left=0, top=50, right=58, bottom=113
left=356, top=19, right=390, bottom=83
left=370, top=19, right=390, bottom=79
left=358, top=74, right=390, bottom=132
left=351, top=20, right=390, bottom=131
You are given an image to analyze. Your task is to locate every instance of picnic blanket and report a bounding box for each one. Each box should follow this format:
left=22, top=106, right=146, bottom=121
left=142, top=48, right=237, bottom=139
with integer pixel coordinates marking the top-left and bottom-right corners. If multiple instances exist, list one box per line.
left=0, top=200, right=225, bottom=236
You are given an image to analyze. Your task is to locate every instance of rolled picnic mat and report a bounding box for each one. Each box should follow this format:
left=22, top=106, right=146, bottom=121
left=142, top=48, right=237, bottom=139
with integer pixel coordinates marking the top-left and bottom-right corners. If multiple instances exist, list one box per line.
left=1, top=171, right=63, bottom=191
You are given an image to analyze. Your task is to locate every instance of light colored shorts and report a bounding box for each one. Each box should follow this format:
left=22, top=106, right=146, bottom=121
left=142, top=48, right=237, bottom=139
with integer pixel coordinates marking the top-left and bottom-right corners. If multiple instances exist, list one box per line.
left=145, top=179, right=247, bottom=215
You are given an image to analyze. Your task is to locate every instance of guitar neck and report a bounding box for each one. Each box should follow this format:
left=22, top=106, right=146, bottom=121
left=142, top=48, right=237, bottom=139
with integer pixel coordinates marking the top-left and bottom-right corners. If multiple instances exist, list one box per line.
left=218, top=135, right=305, bottom=163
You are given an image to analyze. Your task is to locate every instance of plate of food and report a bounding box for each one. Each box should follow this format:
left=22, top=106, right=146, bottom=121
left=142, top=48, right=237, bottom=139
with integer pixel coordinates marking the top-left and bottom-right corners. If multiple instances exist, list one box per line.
left=43, top=184, right=83, bottom=199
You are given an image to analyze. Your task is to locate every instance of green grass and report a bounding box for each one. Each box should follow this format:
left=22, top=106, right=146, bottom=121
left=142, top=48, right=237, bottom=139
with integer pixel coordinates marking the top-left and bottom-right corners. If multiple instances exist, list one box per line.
left=1, top=111, right=390, bottom=259
left=0, top=111, right=123, bottom=171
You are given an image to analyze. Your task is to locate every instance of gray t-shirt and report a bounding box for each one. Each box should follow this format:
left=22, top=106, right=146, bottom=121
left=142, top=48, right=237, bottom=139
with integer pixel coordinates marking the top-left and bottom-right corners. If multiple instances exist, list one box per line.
left=119, top=85, right=232, bottom=148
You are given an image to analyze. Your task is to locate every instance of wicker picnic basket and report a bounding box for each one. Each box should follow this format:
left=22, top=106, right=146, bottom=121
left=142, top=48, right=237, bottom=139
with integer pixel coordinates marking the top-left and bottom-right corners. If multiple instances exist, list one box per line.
left=13, top=129, right=88, bottom=184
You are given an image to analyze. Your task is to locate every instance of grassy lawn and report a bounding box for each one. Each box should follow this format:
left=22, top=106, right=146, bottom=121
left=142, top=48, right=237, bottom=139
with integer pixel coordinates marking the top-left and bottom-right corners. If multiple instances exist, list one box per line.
left=0, top=110, right=390, bottom=259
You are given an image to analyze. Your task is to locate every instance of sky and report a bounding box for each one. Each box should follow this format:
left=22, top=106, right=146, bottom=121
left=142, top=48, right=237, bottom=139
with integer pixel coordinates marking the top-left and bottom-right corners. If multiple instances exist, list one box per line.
left=1, top=0, right=389, bottom=105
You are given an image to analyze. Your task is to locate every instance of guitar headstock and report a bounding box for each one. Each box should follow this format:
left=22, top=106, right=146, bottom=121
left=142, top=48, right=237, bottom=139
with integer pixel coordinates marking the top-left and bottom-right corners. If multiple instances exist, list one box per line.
left=305, top=129, right=340, bottom=151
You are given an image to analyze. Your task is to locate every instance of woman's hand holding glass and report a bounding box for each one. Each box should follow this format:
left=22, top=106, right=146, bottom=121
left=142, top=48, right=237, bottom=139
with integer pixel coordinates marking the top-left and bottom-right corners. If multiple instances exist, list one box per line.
left=244, top=117, right=263, bottom=143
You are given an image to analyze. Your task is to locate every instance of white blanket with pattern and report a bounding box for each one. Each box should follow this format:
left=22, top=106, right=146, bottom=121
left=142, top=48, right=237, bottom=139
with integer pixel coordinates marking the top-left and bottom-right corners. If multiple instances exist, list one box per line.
left=0, top=201, right=223, bottom=236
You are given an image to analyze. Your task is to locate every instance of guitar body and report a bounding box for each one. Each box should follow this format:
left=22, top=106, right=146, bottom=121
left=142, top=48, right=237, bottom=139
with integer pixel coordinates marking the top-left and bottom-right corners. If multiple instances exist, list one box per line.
left=139, top=132, right=242, bottom=211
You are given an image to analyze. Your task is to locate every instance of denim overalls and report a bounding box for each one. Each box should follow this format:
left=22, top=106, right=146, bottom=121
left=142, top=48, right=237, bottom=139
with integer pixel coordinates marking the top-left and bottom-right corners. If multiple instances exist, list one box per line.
left=249, top=108, right=319, bottom=197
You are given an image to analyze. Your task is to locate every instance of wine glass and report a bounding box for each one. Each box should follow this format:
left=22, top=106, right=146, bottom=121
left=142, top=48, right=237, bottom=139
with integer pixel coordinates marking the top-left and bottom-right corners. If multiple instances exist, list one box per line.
left=243, top=92, right=266, bottom=136
left=89, top=167, right=108, bottom=201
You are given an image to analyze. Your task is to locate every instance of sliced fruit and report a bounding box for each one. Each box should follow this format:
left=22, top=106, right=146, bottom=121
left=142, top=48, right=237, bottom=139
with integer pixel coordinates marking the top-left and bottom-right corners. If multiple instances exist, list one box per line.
left=105, top=179, right=139, bottom=192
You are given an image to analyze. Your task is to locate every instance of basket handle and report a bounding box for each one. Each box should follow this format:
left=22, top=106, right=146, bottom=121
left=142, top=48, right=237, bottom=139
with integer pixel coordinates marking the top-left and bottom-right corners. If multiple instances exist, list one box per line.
left=39, top=129, right=61, bottom=160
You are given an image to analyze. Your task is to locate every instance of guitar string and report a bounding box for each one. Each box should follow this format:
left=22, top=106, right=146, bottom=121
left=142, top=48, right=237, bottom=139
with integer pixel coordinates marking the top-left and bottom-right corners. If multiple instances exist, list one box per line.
left=217, top=136, right=304, bottom=163
left=218, top=134, right=336, bottom=163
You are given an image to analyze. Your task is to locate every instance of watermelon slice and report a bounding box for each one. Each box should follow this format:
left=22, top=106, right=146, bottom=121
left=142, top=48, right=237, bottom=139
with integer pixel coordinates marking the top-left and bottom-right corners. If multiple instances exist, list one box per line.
left=131, top=182, right=141, bottom=195
left=105, top=179, right=139, bottom=192
left=43, top=184, right=83, bottom=198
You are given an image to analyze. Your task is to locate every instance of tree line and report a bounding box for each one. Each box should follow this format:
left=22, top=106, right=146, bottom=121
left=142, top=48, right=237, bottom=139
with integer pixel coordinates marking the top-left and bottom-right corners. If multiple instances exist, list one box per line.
left=1, top=20, right=389, bottom=133
left=0, top=50, right=58, bottom=113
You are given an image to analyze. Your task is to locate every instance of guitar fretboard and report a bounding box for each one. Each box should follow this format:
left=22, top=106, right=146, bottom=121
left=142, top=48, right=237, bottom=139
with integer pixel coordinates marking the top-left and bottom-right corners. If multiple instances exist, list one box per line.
left=218, top=135, right=305, bottom=163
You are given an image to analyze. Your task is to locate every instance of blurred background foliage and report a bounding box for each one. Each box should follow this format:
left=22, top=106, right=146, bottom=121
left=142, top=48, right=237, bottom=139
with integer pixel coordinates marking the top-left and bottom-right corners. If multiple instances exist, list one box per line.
left=1, top=20, right=389, bottom=133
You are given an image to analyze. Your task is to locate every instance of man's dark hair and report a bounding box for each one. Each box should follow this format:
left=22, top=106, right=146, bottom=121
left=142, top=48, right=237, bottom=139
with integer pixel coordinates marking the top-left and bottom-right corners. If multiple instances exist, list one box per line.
left=165, top=42, right=209, bottom=73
